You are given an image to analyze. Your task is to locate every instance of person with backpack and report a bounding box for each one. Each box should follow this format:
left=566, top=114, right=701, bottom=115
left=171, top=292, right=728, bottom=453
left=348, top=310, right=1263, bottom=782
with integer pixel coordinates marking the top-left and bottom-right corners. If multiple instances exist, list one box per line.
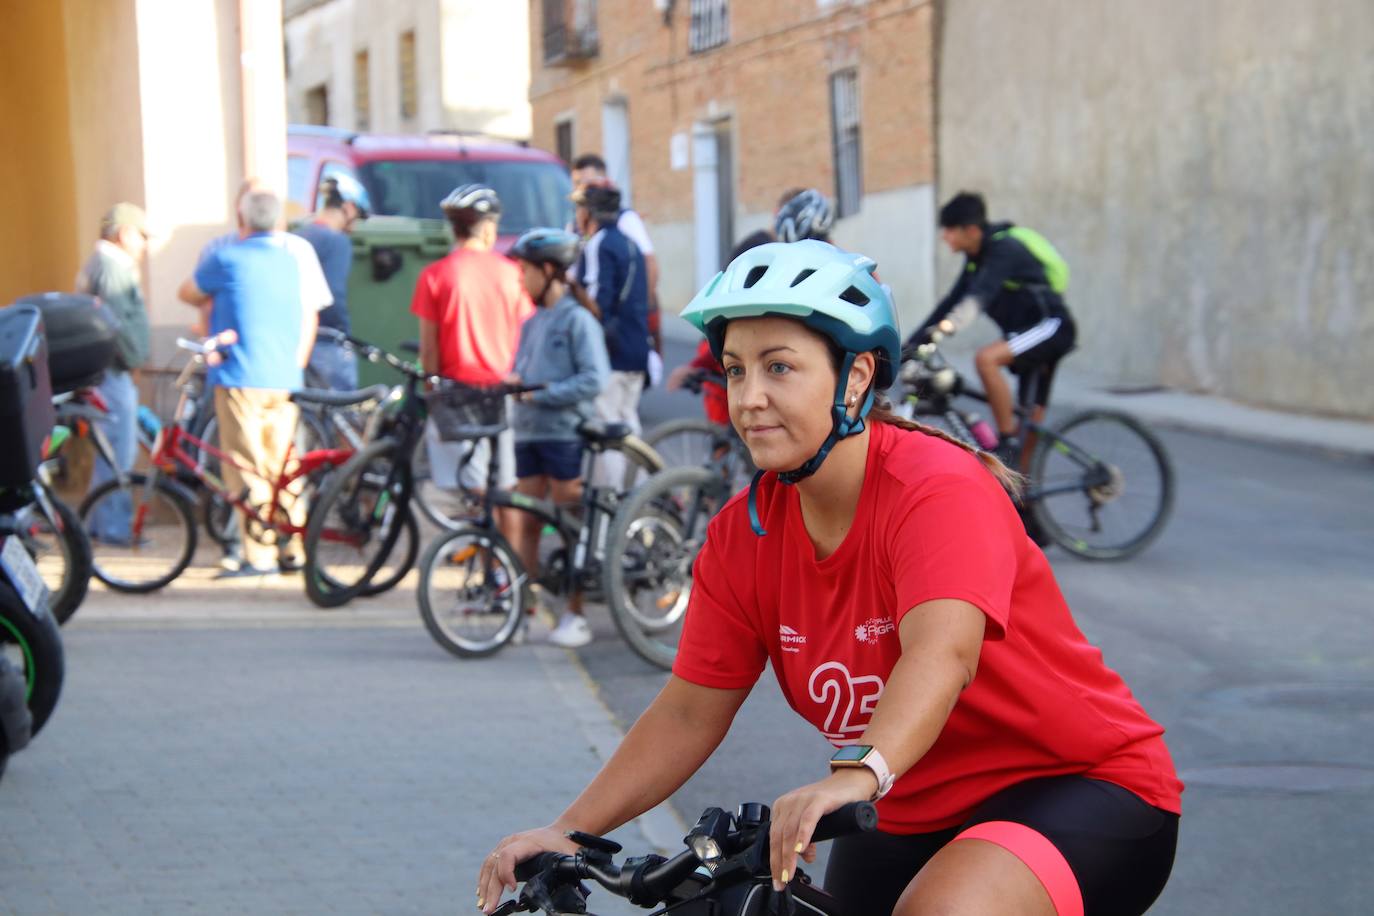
left=911, top=192, right=1076, bottom=465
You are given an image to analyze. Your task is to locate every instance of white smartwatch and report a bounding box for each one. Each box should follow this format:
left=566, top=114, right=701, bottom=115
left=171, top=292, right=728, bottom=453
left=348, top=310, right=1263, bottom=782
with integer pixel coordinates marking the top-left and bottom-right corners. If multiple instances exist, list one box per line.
left=829, top=745, right=895, bottom=800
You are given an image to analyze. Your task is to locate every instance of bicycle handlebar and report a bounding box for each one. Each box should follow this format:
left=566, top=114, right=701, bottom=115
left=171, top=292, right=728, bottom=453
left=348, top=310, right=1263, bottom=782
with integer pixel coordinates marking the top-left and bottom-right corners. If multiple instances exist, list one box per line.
left=175, top=329, right=238, bottom=357
left=507, top=802, right=877, bottom=913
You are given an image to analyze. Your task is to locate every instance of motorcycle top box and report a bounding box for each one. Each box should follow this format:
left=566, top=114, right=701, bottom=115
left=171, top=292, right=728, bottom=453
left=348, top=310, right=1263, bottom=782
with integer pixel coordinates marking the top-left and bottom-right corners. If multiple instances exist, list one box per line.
left=11, top=292, right=118, bottom=394
left=0, top=303, right=56, bottom=493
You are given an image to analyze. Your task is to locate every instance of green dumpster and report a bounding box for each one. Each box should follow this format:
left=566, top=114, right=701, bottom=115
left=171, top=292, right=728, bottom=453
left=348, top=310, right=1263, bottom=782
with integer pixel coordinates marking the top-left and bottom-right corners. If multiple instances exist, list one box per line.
left=345, top=216, right=453, bottom=386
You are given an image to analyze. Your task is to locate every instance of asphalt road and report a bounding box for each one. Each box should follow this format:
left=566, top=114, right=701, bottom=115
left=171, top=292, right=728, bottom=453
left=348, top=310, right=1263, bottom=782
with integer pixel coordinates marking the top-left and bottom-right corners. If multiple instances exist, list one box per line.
left=579, top=337, right=1374, bottom=914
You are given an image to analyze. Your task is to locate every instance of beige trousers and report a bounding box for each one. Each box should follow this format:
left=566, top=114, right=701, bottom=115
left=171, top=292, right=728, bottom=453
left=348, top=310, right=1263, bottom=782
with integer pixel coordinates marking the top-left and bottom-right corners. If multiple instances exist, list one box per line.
left=214, top=387, right=304, bottom=570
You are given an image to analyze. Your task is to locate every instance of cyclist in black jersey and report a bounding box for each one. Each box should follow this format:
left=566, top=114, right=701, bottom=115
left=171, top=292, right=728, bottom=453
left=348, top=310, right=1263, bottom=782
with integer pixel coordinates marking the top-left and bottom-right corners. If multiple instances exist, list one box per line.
left=910, top=192, right=1077, bottom=463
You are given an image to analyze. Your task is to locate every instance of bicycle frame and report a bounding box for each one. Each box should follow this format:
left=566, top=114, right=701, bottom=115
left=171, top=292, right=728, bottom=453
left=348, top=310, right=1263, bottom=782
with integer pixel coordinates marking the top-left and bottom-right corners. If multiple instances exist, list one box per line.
left=900, top=349, right=1115, bottom=501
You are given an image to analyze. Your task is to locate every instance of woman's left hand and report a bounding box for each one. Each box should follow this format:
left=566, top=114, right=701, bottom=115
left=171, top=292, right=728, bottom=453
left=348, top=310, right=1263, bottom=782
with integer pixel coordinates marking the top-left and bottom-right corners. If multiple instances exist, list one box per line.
left=768, top=768, right=877, bottom=891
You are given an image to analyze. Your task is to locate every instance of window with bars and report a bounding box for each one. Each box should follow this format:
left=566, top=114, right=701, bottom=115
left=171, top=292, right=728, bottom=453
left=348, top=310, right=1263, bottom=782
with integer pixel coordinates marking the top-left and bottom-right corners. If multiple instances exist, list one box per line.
left=543, top=0, right=599, bottom=64
left=399, top=31, right=417, bottom=121
left=555, top=118, right=574, bottom=165
left=829, top=68, right=862, bottom=218
left=354, top=49, right=370, bottom=131
left=689, top=0, right=729, bottom=53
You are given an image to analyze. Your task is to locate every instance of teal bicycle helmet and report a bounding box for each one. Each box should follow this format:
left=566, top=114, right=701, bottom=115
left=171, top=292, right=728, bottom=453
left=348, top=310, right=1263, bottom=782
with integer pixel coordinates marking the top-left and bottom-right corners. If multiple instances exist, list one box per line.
left=681, top=240, right=902, bottom=534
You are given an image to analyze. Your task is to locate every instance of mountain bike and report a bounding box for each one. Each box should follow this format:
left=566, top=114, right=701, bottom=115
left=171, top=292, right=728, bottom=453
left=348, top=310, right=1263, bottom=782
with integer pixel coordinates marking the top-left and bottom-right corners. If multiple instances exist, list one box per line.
left=415, top=398, right=665, bottom=658
left=493, top=800, right=877, bottom=915
left=79, top=331, right=417, bottom=594
left=898, top=328, right=1174, bottom=560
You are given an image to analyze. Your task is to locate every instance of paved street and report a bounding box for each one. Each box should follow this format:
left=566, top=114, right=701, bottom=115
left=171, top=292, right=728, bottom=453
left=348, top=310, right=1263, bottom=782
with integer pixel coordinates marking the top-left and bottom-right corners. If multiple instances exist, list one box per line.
left=1, top=343, right=1371, bottom=913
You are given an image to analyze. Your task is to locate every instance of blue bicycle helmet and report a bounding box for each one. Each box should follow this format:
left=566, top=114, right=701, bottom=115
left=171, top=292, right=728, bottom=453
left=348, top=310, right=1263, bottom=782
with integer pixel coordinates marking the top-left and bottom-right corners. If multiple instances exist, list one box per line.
left=509, top=228, right=581, bottom=272
left=681, top=240, right=902, bottom=534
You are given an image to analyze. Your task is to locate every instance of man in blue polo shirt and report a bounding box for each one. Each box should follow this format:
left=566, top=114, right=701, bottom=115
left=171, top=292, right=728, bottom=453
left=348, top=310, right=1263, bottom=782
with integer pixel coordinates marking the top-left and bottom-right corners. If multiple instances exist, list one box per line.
left=179, top=189, right=314, bottom=578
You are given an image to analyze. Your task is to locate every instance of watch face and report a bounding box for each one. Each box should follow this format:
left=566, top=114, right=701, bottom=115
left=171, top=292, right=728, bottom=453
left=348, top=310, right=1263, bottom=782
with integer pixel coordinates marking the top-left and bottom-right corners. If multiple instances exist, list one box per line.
left=831, top=745, right=872, bottom=763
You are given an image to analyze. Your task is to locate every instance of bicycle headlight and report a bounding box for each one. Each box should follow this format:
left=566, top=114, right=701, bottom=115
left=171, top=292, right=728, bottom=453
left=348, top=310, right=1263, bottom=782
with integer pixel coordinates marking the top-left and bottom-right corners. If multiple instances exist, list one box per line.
left=686, top=807, right=732, bottom=873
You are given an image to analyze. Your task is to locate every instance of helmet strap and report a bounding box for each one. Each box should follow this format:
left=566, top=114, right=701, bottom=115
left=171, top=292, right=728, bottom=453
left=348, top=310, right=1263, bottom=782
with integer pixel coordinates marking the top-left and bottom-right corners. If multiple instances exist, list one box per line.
left=536, top=265, right=556, bottom=306
left=747, top=352, right=874, bottom=536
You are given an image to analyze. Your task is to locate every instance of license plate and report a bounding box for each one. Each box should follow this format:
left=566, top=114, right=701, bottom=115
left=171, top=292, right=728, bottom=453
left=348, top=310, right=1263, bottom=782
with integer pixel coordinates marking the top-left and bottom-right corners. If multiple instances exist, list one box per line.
left=0, top=536, right=50, bottom=619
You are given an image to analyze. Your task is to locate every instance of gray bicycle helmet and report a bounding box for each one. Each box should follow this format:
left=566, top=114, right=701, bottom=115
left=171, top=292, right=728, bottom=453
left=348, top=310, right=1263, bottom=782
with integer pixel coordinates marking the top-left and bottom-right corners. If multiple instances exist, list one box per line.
left=509, top=228, right=582, bottom=272
left=439, top=184, right=501, bottom=215
left=774, top=189, right=835, bottom=242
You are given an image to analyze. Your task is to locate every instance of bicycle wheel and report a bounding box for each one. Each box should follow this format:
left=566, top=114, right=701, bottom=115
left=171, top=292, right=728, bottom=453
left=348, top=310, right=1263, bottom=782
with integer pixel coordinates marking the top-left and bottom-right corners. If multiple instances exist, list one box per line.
left=643, top=418, right=755, bottom=493
left=80, top=473, right=198, bottom=593
left=417, top=525, right=525, bottom=658
left=611, top=434, right=666, bottom=495
left=17, top=494, right=92, bottom=626
left=603, top=466, right=724, bottom=670
left=1027, top=410, right=1175, bottom=561
left=303, top=438, right=413, bottom=608
left=0, top=577, right=64, bottom=737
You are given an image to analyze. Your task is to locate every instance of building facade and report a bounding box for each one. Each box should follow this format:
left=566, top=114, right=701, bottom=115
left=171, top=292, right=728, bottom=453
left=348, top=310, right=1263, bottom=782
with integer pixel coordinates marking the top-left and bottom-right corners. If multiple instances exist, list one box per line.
left=529, top=0, right=938, bottom=330
left=1, top=0, right=288, bottom=369
left=284, top=0, right=532, bottom=141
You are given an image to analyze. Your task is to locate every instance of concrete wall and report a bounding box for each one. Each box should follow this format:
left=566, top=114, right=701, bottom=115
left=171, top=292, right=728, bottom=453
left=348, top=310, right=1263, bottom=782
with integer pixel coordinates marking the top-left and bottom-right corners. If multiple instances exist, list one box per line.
left=0, top=1, right=84, bottom=304
left=939, top=0, right=1374, bottom=418
left=1, top=0, right=285, bottom=371
left=285, top=0, right=530, bottom=138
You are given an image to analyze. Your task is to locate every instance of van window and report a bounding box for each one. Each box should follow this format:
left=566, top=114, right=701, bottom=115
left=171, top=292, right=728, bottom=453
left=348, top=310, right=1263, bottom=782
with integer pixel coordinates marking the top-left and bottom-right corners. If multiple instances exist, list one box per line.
left=357, top=160, right=573, bottom=236
left=316, top=161, right=364, bottom=212
left=287, top=156, right=313, bottom=209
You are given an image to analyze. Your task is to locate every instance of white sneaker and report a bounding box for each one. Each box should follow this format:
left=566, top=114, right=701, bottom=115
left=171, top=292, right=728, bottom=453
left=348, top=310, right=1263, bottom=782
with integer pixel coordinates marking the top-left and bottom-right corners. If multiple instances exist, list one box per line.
left=547, top=612, right=592, bottom=649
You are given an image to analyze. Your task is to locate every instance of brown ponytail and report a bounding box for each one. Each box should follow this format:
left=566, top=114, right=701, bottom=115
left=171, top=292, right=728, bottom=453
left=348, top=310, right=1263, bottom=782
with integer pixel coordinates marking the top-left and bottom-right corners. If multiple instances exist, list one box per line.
left=867, top=396, right=1024, bottom=497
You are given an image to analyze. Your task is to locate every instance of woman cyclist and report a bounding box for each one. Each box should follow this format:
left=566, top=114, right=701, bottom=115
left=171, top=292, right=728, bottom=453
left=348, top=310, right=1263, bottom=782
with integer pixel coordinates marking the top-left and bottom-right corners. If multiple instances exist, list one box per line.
left=476, top=241, right=1182, bottom=916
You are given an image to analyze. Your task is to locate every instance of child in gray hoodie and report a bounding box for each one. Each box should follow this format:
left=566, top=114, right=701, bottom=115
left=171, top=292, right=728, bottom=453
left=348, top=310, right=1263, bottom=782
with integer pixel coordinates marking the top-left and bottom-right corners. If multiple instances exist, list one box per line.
left=506, top=228, right=610, bottom=648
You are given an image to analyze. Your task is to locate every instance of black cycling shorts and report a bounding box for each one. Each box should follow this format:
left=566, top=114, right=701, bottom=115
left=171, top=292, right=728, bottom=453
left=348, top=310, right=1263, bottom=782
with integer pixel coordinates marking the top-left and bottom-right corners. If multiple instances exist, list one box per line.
left=822, top=775, right=1178, bottom=916
left=1005, top=315, right=1076, bottom=408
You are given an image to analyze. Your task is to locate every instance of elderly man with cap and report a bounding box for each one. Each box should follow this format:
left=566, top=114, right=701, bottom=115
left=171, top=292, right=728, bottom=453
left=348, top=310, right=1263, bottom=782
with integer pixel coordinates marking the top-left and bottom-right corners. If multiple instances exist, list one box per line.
left=75, top=202, right=152, bottom=545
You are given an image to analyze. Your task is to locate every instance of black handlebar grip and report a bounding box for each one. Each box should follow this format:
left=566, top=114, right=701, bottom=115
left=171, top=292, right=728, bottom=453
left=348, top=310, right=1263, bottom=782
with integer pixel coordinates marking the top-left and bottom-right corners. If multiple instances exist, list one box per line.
left=513, top=851, right=568, bottom=882
left=811, top=802, right=879, bottom=843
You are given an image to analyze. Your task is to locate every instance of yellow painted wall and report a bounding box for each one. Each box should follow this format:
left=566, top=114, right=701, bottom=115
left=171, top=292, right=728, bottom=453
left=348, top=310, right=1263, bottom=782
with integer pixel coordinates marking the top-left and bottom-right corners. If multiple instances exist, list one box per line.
left=0, top=1, right=81, bottom=304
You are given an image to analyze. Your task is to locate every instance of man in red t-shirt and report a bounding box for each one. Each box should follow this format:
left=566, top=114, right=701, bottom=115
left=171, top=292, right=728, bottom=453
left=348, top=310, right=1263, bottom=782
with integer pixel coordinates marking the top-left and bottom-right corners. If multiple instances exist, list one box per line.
left=411, top=184, right=533, bottom=496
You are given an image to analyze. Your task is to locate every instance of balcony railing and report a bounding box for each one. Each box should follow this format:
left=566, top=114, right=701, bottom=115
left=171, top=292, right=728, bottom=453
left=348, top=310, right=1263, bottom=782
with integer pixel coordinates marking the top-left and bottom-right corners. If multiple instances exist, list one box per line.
left=689, top=0, right=729, bottom=53
left=543, top=0, right=599, bottom=65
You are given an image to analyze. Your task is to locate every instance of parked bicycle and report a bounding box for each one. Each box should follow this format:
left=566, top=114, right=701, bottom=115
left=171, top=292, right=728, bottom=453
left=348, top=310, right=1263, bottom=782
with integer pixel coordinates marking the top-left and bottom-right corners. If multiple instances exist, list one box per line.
left=492, top=800, right=877, bottom=915
left=898, top=326, right=1174, bottom=559
left=414, top=390, right=666, bottom=658
left=78, top=331, right=417, bottom=595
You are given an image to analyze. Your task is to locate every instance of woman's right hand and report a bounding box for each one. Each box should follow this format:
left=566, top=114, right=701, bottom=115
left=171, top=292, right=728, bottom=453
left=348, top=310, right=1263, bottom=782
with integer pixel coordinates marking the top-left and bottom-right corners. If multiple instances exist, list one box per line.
left=476, top=825, right=582, bottom=914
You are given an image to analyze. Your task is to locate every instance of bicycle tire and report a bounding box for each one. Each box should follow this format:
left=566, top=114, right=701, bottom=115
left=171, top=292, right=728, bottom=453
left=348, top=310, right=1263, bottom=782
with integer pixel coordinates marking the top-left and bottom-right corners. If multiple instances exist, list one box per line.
left=612, top=433, right=666, bottom=495
left=0, top=576, right=65, bottom=737
left=643, top=417, right=755, bottom=493
left=417, top=525, right=525, bottom=658
left=1028, top=409, right=1175, bottom=561
left=357, top=503, right=419, bottom=598
left=20, top=494, right=93, bottom=626
left=302, top=438, right=413, bottom=608
left=603, top=466, right=722, bottom=670
left=79, top=473, right=198, bottom=593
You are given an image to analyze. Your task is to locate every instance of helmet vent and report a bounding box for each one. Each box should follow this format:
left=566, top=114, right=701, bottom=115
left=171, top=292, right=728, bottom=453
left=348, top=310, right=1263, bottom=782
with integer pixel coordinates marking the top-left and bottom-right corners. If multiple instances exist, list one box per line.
left=743, top=265, right=769, bottom=289
left=838, top=285, right=870, bottom=306
left=789, top=269, right=816, bottom=287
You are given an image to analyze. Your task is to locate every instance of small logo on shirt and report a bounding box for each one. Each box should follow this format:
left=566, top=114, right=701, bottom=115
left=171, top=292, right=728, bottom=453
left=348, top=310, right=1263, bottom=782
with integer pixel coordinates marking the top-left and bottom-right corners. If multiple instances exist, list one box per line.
left=854, top=616, right=896, bottom=645
left=779, top=624, right=807, bottom=652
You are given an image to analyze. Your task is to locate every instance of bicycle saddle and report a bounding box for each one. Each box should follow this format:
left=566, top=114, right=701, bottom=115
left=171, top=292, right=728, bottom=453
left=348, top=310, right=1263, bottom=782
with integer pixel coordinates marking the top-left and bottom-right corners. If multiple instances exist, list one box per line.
left=577, top=419, right=632, bottom=443
left=290, top=384, right=391, bottom=408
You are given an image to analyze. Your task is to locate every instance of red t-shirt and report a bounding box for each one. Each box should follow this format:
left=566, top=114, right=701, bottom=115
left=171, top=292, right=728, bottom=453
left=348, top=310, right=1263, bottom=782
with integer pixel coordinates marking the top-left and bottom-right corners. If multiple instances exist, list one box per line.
left=673, top=421, right=1183, bottom=833
left=410, top=248, right=534, bottom=385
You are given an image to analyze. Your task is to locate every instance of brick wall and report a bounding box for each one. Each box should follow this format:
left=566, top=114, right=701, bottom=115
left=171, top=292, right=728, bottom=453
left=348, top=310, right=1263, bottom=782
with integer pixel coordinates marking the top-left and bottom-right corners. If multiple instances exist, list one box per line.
left=530, top=0, right=934, bottom=225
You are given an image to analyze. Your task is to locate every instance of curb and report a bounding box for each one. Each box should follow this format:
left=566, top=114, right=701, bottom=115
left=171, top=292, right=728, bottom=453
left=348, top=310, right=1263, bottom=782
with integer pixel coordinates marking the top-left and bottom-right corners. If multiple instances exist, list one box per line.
left=533, top=644, right=690, bottom=854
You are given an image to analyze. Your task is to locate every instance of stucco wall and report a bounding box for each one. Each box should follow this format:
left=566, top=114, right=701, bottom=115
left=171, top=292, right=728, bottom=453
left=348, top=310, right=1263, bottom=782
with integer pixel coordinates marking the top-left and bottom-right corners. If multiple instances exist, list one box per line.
left=938, top=0, right=1374, bottom=417
left=285, top=0, right=530, bottom=138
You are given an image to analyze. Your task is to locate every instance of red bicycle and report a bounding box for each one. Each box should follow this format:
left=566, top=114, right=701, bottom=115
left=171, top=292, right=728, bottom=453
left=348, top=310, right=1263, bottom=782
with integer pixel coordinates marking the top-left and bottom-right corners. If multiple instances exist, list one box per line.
left=79, top=331, right=417, bottom=593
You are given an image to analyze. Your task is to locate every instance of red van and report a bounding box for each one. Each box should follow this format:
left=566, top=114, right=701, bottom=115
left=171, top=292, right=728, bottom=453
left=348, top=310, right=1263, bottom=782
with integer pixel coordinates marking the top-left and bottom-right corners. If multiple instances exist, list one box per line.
left=286, top=126, right=573, bottom=245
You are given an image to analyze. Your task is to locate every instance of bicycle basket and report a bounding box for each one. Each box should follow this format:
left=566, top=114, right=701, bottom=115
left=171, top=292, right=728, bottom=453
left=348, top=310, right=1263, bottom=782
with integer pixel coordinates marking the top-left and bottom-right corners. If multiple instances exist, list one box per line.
left=422, top=384, right=507, bottom=441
